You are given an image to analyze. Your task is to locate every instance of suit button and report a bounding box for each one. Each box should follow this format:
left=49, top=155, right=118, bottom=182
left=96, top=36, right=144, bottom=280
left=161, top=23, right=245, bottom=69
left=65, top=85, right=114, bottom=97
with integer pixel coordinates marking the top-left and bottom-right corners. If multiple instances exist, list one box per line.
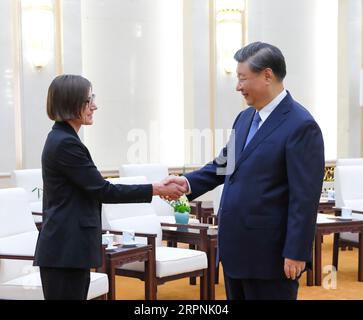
left=229, top=180, right=233, bottom=185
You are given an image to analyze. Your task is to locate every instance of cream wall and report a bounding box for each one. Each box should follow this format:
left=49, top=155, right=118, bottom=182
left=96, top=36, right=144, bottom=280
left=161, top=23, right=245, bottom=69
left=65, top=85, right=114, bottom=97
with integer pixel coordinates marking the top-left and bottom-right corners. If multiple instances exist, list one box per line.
left=0, top=0, right=362, bottom=184
left=247, top=0, right=340, bottom=160
left=81, top=0, right=184, bottom=169
left=0, top=1, right=16, bottom=172
left=0, top=0, right=82, bottom=187
left=338, top=0, right=362, bottom=158
left=21, top=0, right=83, bottom=169
left=0, top=0, right=16, bottom=187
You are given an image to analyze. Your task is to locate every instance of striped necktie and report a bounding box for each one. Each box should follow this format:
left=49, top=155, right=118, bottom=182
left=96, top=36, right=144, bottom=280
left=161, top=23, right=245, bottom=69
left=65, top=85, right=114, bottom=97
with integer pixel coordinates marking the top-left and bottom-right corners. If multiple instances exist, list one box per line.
left=243, top=111, right=261, bottom=150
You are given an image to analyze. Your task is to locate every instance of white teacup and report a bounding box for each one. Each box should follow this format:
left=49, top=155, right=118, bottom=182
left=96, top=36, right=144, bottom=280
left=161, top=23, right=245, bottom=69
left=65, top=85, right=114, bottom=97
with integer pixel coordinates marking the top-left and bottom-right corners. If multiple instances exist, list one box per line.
left=123, top=229, right=136, bottom=244
left=102, top=233, right=114, bottom=247
left=341, top=207, right=352, bottom=218
left=327, top=189, right=335, bottom=201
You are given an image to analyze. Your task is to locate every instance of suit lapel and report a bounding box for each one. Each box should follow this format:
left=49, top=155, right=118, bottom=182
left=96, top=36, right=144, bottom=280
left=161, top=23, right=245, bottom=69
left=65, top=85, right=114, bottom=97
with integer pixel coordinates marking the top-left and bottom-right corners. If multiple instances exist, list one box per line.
left=232, top=93, right=293, bottom=174
left=236, top=108, right=255, bottom=156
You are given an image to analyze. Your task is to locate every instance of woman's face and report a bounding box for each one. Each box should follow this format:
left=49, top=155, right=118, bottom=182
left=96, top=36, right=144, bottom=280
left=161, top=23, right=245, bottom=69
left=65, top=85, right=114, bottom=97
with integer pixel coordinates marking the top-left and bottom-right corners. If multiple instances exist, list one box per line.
left=80, top=88, right=97, bottom=125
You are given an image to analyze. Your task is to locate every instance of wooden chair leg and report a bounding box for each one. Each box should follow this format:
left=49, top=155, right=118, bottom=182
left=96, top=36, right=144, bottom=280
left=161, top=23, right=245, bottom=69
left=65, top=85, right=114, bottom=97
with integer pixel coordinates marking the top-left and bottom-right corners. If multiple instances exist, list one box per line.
left=189, top=244, right=197, bottom=285
left=200, top=270, right=208, bottom=300
left=332, top=233, right=340, bottom=271
left=306, top=267, right=314, bottom=286
left=215, top=262, right=219, bottom=284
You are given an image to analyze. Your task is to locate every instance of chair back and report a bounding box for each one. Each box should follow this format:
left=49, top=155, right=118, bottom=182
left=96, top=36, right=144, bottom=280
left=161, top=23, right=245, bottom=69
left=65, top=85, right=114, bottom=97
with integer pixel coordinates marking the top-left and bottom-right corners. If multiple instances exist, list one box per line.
left=335, top=158, right=363, bottom=210
left=0, top=188, right=38, bottom=283
left=102, top=177, right=163, bottom=246
left=120, top=163, right=168, bottom=183
left=116, top=170, right=174, bottom=217
left=12, top=169, right=43, bottom=203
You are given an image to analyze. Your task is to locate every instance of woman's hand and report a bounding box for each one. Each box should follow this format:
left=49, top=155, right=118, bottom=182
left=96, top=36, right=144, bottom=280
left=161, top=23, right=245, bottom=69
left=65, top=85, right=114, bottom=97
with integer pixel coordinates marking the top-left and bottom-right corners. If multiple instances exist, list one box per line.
left=152, top=181, right=187, bottom=200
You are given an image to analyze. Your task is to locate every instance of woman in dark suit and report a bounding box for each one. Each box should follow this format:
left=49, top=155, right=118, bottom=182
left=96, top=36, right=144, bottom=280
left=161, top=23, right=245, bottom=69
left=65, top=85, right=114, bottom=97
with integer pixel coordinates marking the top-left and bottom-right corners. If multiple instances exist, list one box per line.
left=34, top=74, right=185, bottom=300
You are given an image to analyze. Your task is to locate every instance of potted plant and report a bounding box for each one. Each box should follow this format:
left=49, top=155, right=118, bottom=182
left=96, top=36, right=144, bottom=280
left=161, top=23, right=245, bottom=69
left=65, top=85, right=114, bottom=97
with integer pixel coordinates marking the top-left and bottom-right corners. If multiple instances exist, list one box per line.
left=32, top=187, right=43, bottom=200
left=167, top=195, right=191, bottom=224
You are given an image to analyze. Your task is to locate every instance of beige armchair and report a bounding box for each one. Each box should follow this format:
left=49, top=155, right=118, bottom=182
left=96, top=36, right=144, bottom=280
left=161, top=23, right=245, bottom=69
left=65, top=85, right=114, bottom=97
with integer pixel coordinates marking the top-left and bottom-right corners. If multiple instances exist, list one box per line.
left=102, top=176, right=208, bottom=299
left=333, top=158, right=363, bottom=268
left=0, top=188, right=109, bottom=300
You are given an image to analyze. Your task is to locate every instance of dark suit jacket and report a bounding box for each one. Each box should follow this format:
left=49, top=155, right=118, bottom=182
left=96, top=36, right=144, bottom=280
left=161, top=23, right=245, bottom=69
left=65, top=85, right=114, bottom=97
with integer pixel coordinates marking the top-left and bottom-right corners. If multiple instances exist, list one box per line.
left=34, top=121, right=153, bottom=269
left=185, top=92, right=325, bottom=279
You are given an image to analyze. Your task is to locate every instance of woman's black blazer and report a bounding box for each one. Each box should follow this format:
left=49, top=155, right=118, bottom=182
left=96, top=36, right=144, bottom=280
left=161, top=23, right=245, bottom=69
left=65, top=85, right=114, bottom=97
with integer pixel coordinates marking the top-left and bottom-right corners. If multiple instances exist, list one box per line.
left=34, top=121, right=153, bottom=269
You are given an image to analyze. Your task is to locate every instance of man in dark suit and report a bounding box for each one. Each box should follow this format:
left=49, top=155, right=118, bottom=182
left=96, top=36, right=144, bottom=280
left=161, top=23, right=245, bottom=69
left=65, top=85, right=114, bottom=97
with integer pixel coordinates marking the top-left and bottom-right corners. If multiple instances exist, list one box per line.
left=165, top=42, right=325, bottom=299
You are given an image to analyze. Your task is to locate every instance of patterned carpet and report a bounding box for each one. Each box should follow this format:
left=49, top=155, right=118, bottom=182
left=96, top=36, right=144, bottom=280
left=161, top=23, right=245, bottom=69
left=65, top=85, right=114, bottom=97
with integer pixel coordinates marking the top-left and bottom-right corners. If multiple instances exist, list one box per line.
left=115, top=235, right=363, bottom=300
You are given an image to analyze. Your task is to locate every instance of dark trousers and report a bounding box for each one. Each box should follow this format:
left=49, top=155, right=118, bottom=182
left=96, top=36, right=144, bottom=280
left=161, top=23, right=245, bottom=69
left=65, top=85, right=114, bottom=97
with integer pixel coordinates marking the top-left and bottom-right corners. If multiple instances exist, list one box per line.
left=40, top=267, right=91, bottom=300
left=223, top=269, right=299, bottom=300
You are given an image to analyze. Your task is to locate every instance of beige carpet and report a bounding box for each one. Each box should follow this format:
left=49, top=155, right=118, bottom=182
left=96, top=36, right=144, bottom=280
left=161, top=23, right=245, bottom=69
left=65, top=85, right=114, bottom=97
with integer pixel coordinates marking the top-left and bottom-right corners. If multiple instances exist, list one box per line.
left=114, top=235, right=363, bottom=300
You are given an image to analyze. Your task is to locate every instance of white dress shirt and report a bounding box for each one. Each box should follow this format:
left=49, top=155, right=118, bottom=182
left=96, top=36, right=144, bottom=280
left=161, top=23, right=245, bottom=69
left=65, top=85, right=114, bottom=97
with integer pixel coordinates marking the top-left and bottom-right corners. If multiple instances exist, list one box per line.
left=184, top=89, right=287, bottom=194
left=256, top=89, right=287, bottom=128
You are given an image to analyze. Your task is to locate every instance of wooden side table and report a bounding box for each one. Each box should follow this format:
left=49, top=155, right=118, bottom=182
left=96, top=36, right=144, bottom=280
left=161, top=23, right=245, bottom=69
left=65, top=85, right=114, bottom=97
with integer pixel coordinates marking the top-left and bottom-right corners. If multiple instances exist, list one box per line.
left=98, top=244, right=156, bottom=300
left=312, top=214, right=363, bottom=286
left=161, top=223, right=218, bottom=300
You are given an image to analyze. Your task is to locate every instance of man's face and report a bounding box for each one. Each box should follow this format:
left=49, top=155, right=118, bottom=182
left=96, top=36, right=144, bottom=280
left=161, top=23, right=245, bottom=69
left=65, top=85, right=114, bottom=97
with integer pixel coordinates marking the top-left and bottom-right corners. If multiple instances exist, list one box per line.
left=236, top=61, right=269, bottom=109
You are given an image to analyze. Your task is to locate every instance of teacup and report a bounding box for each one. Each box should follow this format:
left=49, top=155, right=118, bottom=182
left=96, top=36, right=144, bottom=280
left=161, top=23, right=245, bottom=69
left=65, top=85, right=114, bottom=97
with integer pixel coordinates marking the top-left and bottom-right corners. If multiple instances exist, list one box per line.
left=341, top=207, right=352, bottom=218
left=327, top=189, right=335, bottom=201
left=123, top=229, right=135, bottom=244
left=102, top=233, right=114, bottom=247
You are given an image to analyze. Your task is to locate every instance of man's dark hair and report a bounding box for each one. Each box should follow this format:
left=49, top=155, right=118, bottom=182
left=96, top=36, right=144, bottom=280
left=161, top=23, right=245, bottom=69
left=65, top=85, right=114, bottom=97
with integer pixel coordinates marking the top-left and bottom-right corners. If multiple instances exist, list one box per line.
left=47, top=74, right=92, bottom=121
left=234, top=42, right=286, bottom=81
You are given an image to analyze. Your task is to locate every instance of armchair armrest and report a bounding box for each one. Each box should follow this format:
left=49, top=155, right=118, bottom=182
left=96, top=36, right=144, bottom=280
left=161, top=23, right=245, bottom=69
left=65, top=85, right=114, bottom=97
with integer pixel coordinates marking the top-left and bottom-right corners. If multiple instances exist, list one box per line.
left=32, top=212, right=43, bottom=217
left=332, top=207, right=363, bottom=217
left=102, top=229, right=157, bottom=239
left=160, top=222, right=209, bottom=230
left=0, top=254, right=34, bottom=261
left=102, top=229, right=157, bottom=248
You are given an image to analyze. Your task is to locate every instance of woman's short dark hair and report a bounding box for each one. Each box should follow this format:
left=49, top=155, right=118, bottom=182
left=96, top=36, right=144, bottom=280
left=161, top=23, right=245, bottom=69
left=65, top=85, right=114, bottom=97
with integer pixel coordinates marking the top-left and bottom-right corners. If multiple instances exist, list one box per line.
left=47, top=74, right=92, bottom=121
left=234, top=42, right=286, bottom=81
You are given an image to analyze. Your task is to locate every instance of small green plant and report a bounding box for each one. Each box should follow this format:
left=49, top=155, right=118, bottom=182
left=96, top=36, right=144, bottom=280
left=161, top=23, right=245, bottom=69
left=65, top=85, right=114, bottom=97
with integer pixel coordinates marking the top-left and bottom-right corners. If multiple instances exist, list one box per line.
left=32, top=187, right=43, bottom=200
left=167, top=195, right=191, bottom=213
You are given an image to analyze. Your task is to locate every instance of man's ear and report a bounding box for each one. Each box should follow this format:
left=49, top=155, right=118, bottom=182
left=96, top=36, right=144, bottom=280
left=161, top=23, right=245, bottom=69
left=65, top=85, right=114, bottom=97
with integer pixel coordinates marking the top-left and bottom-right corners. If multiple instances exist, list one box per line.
left=264, top=68, right=274, bottom=83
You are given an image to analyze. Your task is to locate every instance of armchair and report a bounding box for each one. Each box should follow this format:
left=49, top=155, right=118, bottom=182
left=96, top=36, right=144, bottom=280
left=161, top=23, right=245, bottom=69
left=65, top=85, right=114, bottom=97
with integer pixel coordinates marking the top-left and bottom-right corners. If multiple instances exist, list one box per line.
left=102, top=177, right=208, bottom=299
left=0, top=188, right=109, bottom=300
left=333, top=158, right=363, bottom=268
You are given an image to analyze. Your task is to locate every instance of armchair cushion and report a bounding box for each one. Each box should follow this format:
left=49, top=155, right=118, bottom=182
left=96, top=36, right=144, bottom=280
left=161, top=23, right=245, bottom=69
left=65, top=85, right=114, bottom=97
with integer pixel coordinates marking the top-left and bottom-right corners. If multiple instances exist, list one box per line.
left=0, top=231, right=39, bottom=284
left=0, top=270, right=108, bottom=300
left=120, top=246, right=207, bottom=278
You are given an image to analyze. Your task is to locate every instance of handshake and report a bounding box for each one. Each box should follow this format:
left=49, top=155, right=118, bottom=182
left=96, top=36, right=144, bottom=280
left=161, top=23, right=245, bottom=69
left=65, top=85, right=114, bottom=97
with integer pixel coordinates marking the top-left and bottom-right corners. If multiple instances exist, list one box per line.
left=152, top=176, right=189, bottom=200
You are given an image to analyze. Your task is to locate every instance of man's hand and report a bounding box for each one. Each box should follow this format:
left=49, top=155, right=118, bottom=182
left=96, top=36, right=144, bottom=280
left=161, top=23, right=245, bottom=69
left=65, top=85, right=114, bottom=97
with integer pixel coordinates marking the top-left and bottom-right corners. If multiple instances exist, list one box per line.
left=162, top=175, right=189, bottom=194
left=284, top=258, right=306, bottom=280
left=152, top=181, right=186, bottom=200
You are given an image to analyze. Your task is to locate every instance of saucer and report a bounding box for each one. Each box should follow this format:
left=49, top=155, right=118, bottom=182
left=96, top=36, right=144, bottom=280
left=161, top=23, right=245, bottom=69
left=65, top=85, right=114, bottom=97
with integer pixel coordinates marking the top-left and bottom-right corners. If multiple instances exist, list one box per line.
left=122, top=242, right=138, bottom=248
left=105, top=245, right=118, bottom=250
left=337, top=216, right=353, bottom=221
